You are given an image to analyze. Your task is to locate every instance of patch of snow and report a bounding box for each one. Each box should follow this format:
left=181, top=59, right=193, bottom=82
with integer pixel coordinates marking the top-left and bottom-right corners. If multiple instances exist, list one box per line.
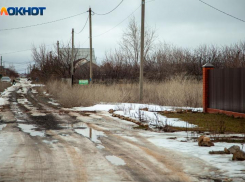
left=42, top=140, right=58, bottom=144
left=43, top=92, right=49, bottom=96
left=18, top=124, right=45, bottom=137
left=48, top=101, right=59, bottom=106
left=0, top=98, right=9, bottom=106
left=0, top=124, right=7, bottom=131
left=120, top=135, right=138, bottom=142
left=105, top=155, right=126, bottom=166
left=17, top=99, right=28, bottom=104
left=17, top=87, right=29, bottom=94
left=16, top=119, right=26, bottom=123
left=31, top=112, right=46, bottom=117
left=114, top=110, right=197, bottom=128
left=32, top=84, right=44, bottom=87
left=72, top=104, right=118, bottom=112
left=31, top=89, right=38, bottom=94
left=140, top=131, right=245, bottom=178
left=89, top=114, right=102, bottom=119
left=72, top=103, right=202, bottom=112
left=6, top=87, right=16, bottom=92
left=96, top=144, right=105, bottom=149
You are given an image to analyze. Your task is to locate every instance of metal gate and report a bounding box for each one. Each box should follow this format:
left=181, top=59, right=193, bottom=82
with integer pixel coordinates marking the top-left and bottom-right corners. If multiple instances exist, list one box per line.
left=208, top=68, right=245, bottom=113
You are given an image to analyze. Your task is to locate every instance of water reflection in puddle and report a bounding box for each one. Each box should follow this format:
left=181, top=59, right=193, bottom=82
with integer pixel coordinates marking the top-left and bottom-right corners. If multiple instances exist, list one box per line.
left=74, top=122, right=106, bottom=144
left=106, top=155, right=126, bottom=166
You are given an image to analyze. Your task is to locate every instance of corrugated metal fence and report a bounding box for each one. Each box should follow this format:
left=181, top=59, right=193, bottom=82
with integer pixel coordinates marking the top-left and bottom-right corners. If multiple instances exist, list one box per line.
left=208, top=68, right=245, bottom=113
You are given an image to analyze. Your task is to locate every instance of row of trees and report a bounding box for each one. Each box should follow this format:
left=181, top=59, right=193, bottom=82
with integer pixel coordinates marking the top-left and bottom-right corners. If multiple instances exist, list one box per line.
left=30, top=18, right=245, bottom=82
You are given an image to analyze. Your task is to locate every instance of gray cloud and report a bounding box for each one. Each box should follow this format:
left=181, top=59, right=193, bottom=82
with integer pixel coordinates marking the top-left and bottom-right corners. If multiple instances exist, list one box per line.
left=0, top=0, right=244, bottom=73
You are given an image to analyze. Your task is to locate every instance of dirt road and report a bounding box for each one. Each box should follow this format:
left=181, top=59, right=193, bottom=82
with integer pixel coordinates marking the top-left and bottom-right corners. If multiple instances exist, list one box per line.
left=0, top=80, right=237, bottom=182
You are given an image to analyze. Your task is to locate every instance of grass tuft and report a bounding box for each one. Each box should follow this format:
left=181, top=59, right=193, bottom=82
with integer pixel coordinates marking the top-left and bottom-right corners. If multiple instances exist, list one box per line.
left=163, top=112, right=245, bottom=133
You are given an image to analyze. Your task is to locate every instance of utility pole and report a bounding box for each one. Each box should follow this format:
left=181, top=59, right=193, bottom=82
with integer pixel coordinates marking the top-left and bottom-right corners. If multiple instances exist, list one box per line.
left=71, top=28, right=74, bottom=87
left=140, top=0, right=145, bottom=102
left=89, top=7, right=93, bottom=84
left=57, top=41, right=60, bottom=60
left=0, top=56, right=2, bottom=75
left=49, top=51, right=52, bottom=61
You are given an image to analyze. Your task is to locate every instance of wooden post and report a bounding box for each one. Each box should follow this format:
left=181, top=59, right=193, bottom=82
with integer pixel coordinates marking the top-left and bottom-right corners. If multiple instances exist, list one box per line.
left=139, top=0, right=145, bottom=102
left=89, top=8, right=93, bottom=84
left=71, top=29, right=74, bottom=87
left=57, top=41, right=59, bottom=60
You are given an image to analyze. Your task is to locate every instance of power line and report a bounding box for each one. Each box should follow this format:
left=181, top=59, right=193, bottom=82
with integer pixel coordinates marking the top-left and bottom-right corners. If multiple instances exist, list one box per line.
left=93, top=5, right=141, bottom=38
left=0, top=44, right=53, bottom=55
left=0, top=11, right=88, bottom=32
left=93, top=0, right=154, bottom=38
left=0, top=48, right=33, bottom=55
left=75, top=15, right=89, bottom=34
left=13, top=62, right=34, bottom=65
left=93, top=0, right=124, bottom=15
left=199, top=0, right=245, bottom=23
left=81, top=38, right=89, bottom=46
left=1, top=34, right=72, bottom=56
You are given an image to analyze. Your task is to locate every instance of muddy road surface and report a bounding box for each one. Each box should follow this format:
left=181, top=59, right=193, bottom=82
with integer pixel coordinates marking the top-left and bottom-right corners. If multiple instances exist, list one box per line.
left=0, top=80, right=239, bottom=182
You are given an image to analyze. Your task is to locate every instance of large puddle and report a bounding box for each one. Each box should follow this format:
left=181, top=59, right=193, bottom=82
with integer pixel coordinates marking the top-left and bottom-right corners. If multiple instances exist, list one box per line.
left=105, top=155, right=126, bottom=166
left=74, top=122, right=106, bottom=144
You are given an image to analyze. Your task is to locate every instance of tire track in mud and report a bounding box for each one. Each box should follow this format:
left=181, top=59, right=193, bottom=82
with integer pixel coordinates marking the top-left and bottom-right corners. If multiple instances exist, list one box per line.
left=79, top=116, right=225, bottom=182
left=95, top=131, right=191, bottom=182
left=75, top=118, right=190, bottom=181
left=15, top=88, right=62, bottom=130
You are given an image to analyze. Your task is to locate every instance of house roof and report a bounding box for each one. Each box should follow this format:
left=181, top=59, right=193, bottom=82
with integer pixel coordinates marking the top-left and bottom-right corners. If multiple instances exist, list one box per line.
left=60, top=48, right=96, bottom=63
left=74, top=59, right=98, bottom=70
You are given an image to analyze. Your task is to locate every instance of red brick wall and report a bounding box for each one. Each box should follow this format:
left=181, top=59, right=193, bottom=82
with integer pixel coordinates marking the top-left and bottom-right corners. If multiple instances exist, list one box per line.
left=203, top=67, right=214, bottom=113
left=207, top=108, right=245, bottom=118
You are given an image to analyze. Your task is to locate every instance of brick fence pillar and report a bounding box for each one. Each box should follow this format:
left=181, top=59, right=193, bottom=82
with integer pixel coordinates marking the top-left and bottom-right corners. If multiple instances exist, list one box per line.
left=203, top=63, right=214, bottom=113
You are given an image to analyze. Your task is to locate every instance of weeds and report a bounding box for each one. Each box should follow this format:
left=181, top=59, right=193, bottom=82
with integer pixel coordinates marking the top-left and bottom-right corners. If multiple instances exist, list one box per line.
left=43, top=75, right=202, bottom=108
left=164, top=112, right=245, bottom=133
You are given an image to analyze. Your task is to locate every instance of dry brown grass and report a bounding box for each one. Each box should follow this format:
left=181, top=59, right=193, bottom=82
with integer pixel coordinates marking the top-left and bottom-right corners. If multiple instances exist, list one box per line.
left=43, top=76, right=202, bottom=108
left=0, top=82, right=11, bottom=92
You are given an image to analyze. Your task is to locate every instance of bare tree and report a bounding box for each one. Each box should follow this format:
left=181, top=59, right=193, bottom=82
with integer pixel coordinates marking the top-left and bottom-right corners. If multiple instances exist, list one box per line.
left=119, top=17, right=157, bottom=65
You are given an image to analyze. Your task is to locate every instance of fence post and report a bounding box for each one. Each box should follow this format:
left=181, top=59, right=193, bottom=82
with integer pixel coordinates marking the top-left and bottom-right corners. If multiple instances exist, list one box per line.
left=203, top=63, right=214, bottom=113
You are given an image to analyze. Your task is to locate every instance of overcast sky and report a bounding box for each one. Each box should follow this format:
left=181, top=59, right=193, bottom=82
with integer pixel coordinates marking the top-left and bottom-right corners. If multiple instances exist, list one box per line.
left=0, top=0, right=245, bottom=73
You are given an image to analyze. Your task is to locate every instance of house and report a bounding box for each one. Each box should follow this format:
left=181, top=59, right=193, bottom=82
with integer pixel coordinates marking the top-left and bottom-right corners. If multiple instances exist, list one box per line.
left=59, top=48, right=96, bottom=64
